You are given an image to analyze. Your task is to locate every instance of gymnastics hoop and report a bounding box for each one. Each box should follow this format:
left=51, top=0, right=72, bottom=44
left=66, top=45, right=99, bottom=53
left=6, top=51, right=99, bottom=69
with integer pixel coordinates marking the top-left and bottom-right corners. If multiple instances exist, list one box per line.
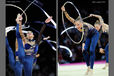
left=61, top=16, right=91, bottom=35
left=62, top=1, right=84, bottom=44
left=61, top=26, right=75, bottom=35
left=6, top=4, right=28, bottom=25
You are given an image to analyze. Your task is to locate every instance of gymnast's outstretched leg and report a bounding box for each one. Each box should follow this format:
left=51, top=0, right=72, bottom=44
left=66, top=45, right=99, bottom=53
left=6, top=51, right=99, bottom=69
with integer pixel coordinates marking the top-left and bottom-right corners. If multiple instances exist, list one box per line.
left=103, top=43, right=109, bottom=69
left=105, top=43, right=109, bottom=63
left=83, top=38, right=91, bottom=75
left=16, top=23, right=25, bottom=60
left=6, top=37, right=15, bottom=70
left=16, top=14, right=33, bottom=76
left=89, top=31, right=99, bottom=75
left=6, top=36, right=23, bottom=76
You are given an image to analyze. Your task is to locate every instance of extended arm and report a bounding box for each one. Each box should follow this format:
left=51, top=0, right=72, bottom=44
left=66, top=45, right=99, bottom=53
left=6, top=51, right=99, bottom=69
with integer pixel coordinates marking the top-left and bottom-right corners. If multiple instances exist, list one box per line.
left=61, top=6, right=76, bottom=24
left=16, top=14, right=26, bottom=44
left=90, top=14, right=109, bottom=33
left=89, top=14, right=104, bottom=24
left=36, top=24, right=46, bottom=45
left=36, top=16, right=52, bottom=45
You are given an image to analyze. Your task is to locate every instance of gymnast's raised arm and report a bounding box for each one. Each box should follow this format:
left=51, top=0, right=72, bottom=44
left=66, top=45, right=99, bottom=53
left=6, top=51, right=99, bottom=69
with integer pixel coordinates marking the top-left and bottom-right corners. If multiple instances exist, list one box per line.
left=36, top=16, right=52, bottom=45
left=89, top=14, right=104, bottom=24
left=89, top=14, right=109, bottom=32
left=16, top=13, right=26, bottom=45
left=61, top=5, right=76, bottom=24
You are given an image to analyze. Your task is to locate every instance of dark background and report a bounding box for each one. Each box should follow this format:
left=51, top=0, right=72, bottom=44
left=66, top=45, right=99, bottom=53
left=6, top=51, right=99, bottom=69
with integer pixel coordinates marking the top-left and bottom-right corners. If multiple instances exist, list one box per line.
left=6, top=0, right=109, bottom=75
left=58, top=0, right=108, bottom=64
left=6, top=0, right=56, bottom=76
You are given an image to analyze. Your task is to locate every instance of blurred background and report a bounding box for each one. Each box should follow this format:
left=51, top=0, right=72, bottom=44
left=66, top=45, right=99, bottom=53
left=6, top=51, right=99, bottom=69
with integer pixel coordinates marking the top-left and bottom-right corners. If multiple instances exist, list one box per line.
left=6, top=0, right=56, bottom=76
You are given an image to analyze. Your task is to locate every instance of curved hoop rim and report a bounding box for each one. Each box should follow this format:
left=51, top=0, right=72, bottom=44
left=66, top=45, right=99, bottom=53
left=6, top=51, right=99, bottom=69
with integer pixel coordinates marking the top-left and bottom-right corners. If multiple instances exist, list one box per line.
left=6, top=4, right=28, bottom=25
left=62, top=1, right=84, bottom=44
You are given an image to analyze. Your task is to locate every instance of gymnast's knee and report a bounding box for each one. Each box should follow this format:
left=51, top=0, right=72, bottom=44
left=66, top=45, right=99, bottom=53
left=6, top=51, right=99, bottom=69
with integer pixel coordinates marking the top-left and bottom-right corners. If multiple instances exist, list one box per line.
left=90, top=51, right=95, bottom=56
left=16, top=33, right=21, bottom=38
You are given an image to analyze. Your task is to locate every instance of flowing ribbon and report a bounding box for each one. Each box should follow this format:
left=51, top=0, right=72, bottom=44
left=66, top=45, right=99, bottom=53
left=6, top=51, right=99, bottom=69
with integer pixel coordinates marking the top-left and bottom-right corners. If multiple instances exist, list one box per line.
left=30, top=27, right=56, bottom=51
left=6, top=25, right=30, bottom=33
left=6, top=4, right=28, bottom=25
left=27, top=0, right=56, bottom=28
left=48, top=40, right=73, bottom=57
left=33, top=21, right=56, bottom=29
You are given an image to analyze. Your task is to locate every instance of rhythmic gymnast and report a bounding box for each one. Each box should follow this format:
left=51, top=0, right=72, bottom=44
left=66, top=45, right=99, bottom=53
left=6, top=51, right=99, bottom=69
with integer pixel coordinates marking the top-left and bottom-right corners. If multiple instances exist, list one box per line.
left=15, top=13, right=52, bottom=76
left=15, top=35, right=50, bottom=66
left=5, top=23, right=50, bottom=76
left=89, top=14, right=109, bottom=69
left=6, top=33, right=23, bottom=76
left=61, top=6, right=100, bottom=75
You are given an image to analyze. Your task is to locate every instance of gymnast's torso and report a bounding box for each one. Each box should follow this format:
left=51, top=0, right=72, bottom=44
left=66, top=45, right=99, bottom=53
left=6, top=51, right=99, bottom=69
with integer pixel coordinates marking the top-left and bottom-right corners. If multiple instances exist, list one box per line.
left=83, top=24, right=98, bottom=38
left=24, top=39, right=38, bottom=55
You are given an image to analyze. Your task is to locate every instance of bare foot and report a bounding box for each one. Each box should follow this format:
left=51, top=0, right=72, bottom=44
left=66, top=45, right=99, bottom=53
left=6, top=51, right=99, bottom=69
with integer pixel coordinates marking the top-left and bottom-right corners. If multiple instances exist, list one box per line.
left=102, top=63, right=109, bottom=69
left=85, top=66, right=90, bottom=75
left=88, top=69, right=93, bottom=76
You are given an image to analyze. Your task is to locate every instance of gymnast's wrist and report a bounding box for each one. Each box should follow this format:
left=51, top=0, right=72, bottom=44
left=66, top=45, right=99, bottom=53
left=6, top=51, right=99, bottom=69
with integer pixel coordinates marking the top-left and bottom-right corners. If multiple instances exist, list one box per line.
left=44, top=22, right=47, bottom=24
left=16, top=21, right=22, bottom=25
left=99, top=46, right=102, bottom=49
left=63, top=11, right=66, bottom=12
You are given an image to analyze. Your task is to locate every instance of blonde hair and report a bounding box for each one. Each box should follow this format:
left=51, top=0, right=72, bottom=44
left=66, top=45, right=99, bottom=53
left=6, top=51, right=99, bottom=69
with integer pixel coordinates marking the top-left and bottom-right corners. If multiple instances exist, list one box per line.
left=95, top=20, right=109, bottom=32
left=102, top=23, right=109, bottom=33
left=95, top=20, right=101, bottom=25
left=28, top=31, right=33, bottom=34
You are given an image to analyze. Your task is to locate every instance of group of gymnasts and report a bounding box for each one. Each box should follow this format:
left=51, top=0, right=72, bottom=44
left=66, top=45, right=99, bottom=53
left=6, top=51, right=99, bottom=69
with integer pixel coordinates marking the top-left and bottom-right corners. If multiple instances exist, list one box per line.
left=6, top=2, right=109, bottom=76
left=61, top=5, right=109, bottom=75
left=6, top=14, right=52, bottom=76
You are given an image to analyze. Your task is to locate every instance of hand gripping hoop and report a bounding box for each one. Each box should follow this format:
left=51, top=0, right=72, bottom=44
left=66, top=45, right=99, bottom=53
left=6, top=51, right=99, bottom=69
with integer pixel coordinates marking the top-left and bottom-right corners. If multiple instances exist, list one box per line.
left=6, top=4, right=28, bottom=25
left=62, top=1, right=84, bottom=44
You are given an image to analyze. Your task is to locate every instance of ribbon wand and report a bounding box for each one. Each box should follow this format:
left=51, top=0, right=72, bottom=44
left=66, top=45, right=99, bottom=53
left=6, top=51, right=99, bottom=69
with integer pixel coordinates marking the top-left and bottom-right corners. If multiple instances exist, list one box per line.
left=21, top=0, right=36, bottom=16
left=27, top=0, right=56, bottom=28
